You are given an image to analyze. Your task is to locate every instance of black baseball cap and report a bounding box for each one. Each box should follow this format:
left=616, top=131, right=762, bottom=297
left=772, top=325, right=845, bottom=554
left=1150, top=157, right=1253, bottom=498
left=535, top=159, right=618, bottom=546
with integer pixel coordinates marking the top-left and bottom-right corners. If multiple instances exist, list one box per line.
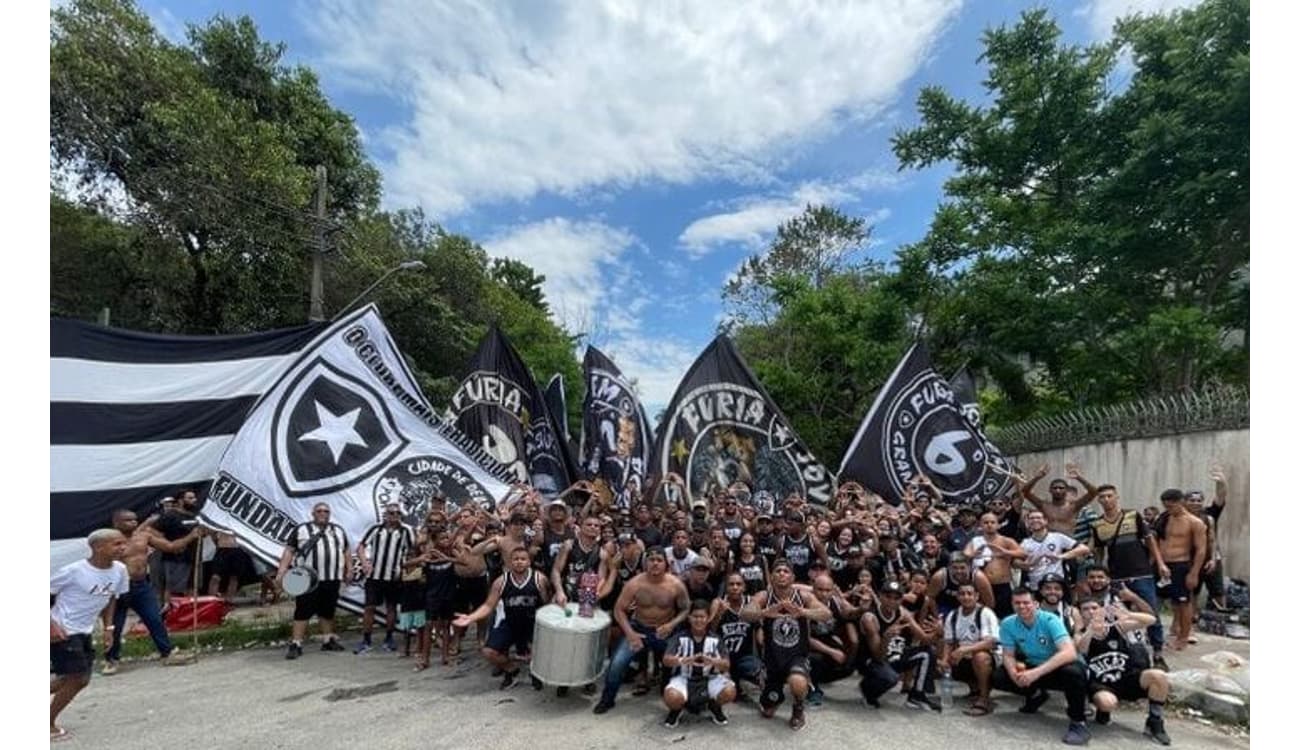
left=881, top=581, right=903, bottom=596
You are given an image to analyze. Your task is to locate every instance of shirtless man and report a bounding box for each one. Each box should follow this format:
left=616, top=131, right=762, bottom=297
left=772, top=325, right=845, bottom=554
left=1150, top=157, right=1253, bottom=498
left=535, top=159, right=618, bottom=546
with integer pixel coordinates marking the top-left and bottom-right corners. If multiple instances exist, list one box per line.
left=1016, top=463, right=1099, bottom=535
left=471, top=512, right=541, bottom=575
left=593, top=547, right=691, bottom=714
left=743, top=559, right=833, bottom=730
left=965, top=513, right=1025, bottom=618
left=102, top=509, right=196, bottom=673
left=1154, top=490, right=1206, bottom=650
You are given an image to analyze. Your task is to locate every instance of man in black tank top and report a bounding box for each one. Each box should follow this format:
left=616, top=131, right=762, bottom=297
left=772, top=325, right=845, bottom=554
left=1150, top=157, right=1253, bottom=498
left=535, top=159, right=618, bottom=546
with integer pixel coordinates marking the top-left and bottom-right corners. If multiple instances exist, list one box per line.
left=858, top=581, right=942, bottom=711
left=778, top=512, right=819, bottom=583
left=538, top=501, right=574, bottom=576
left=715, top=494, right=749, bottom=553
left=453, top=547, right=551, bottom=689
left=714, top=573, right=761, bottom=698
left=685, top=558, right=717, bottom=602
left=741, top=559, right=832, bottom=731
left=1076, top=598, right=1172, bottom=745
left=753, top=514, right=781, bottom=569
left=551, top=515, right=612, bottom=606
left=807, top=575, right=858, bottom=706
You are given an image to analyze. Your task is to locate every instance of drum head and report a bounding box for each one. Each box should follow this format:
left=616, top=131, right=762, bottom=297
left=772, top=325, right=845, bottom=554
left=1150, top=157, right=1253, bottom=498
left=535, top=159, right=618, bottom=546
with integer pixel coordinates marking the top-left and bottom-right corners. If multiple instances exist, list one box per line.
left=283, top=567, right=318, bottom=596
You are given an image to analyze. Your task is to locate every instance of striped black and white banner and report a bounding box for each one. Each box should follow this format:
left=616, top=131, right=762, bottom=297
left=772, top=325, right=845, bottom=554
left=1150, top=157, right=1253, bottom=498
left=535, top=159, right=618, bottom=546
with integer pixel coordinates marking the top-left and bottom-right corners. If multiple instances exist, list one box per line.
left=50, top=317, right=325, bottom=570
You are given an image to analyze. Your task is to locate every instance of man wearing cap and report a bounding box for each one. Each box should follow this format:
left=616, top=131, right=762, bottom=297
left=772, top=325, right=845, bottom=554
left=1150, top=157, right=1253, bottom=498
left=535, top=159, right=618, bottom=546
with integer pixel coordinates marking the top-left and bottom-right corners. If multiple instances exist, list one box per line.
left=946, top=505, right=983, bottom=553
left=594, top=547, right=691, bottom=714
left=1036, top=574, right=1081, bottom=635
left=993, top=587, right=1091, bottom=745
left=869, top=529, right=920, bottom=589
left=716, top=491, right=750, bottom=552
left=685, top=557, right=718, bottom=603
left=859, top=579, right=942, bottom=711
left=753, top=512, right=781, bottom=570
left=743, top=559, right=832, bottom=730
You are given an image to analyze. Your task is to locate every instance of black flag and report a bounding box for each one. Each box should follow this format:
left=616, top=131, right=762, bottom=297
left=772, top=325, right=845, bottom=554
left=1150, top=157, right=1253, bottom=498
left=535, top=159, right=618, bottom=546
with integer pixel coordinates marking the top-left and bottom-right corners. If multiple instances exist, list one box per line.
left=949, top=365, right=982, bottom=429
left=839, top=341, right=1013, bottom=506
left=448, top=326, right=577, bottom=495
left=579, top=346, right=653, bottom=510
left=545, top=374, right=571, bottom=444
left=651, top=335, right=833, bottom=508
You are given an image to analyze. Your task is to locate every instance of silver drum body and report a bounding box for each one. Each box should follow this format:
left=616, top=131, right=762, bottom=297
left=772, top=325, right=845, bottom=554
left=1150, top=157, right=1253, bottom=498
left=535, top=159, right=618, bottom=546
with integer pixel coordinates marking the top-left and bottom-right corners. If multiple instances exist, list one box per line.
left=530, top=604, right=611, bottom=686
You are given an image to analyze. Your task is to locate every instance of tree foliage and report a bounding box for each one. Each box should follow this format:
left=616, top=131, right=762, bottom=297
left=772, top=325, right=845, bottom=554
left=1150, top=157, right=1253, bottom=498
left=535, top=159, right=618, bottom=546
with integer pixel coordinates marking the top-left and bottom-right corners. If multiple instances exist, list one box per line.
left=729, top=0, right=1249, bottom=458
left=50, top=0, right=578, bottom=404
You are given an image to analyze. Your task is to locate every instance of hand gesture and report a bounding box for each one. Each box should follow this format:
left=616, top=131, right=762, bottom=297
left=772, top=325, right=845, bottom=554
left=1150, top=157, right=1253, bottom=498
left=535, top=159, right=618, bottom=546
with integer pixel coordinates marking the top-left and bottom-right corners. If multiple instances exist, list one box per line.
left=1034, top=464, right=1050, bottom=479
left=1065, top=462, right=1082, bottom=480
left=1210, top=466, right=1227, bottom=485
left=627, top=631, right=645, bottom=653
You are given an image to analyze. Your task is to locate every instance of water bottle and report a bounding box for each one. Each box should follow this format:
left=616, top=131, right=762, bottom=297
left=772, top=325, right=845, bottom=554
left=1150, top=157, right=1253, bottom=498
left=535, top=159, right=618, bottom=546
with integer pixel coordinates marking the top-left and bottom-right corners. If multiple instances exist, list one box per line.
left=940, top=671, right=955, bottom=709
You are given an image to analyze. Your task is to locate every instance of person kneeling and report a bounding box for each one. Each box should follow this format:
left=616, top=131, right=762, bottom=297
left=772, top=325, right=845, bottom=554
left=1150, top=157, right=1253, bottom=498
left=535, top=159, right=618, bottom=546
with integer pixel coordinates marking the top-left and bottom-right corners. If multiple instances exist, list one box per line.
left=1076, top=597, right=1172, bottom=746
left=941, top=582, right=1000, bottom=716
left=993, top=587, right=1091, bottom=746
left=662, top=600, right=735, bottom=727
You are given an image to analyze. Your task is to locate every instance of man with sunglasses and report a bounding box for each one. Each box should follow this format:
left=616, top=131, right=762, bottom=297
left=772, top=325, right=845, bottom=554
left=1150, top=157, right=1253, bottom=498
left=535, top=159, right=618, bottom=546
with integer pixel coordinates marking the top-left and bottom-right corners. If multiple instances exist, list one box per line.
left=276, top=502, right=353, bottom=660
left=354, top=503, right=416, bottom=653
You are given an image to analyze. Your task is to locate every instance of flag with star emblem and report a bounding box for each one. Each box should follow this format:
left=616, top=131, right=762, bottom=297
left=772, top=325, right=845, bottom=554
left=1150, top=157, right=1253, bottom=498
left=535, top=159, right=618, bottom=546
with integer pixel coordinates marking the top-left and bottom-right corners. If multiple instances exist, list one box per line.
left=447, top=325, right=578, bottom=496
left=50, top=316, right=326, bottom=571
left=650, top=335, right=833, bottom=509
left=200, top=305, right=515, bottom=608
left=839, top=341, right=1014, bottom=506
left=579, top=346, right=654, bottom=510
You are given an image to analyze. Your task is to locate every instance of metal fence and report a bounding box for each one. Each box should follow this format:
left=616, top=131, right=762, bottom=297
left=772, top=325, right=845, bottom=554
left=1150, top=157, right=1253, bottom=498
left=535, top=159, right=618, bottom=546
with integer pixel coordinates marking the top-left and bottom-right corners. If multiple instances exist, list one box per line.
left=989, top=386, right=1250, bottom=455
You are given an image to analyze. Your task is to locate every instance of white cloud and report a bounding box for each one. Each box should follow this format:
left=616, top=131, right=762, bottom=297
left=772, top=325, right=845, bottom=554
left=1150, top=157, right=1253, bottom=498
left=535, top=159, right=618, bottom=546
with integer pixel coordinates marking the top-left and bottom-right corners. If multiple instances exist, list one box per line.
left=483, top=217, right=638, bottom=329
left=305, top=0, right=961, bottom=217
left=679, top=171, right=898, bottom=257
left=1080, top=0, right=1203, bottom=38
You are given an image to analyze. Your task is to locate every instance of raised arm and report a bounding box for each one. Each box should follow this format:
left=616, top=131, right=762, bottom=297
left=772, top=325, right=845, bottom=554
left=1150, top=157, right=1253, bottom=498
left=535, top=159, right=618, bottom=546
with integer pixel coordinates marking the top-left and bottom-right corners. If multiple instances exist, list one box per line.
left=1065, top=463, right=1099, bottom=512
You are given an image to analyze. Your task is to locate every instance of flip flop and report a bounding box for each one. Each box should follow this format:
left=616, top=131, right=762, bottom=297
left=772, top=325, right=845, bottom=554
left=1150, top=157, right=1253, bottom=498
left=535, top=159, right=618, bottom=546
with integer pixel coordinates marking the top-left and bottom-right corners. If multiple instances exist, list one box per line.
left=964, top=703, right=991, bottom=717
left=51, top=727, right=72, bottom=742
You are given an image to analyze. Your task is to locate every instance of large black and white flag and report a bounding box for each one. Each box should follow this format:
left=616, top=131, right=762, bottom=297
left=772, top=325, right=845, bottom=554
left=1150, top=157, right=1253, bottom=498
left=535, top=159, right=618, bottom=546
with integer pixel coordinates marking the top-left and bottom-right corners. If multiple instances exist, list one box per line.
left=839, top=341, right=1013, bottom=506
left=544, top=374, right=571, bottom=444
left=50, top=317, right=325, bottom=570
left=579, top=346, right=654, bottom=510
left=651, top=336, right=832, bottom=508
left=448, top=325, right=577, bottom=496
left=200, top=305, right=513, bottom=602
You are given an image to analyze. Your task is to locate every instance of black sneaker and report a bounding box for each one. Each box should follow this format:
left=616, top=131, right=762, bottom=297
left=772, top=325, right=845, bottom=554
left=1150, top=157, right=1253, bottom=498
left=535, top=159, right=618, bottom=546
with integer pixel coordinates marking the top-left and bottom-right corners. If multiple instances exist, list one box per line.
left=664, top=708, right=683, bottom=727
left=1095, top=710, right=1111, bottom=725
left=592, top=699, right=615, bottom=715
left=285, top=642, right=302, bottom=660
left=708, top=701, right=728, bottom=725
left=862, top=695, right=881, bottom=709
left=321, top=638, right=346, bottom=652
left=1144, top=717, right=1171, bottom=746
left=1020, top=689, right=1050, bottom=714
left=1063, top=722, right=1091, bottom=746
left=557, top=686, right=569, bottom=697
left=582, top=683, right=598, bottom=696
left=500, top=669, right=520, bottom=690
left=789, top=703, right=806, bottom=731
left=905, top=692, right=943, bottom=712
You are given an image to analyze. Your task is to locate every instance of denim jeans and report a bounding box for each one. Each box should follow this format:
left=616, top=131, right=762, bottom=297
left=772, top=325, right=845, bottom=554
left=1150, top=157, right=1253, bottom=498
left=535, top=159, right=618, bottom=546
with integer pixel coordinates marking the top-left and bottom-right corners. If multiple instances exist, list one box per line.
left=106, top=578, right=173, bottom=661
left=601, top=621, right=672, bottom=705
left=1123, top=575, right=1164, bottom=653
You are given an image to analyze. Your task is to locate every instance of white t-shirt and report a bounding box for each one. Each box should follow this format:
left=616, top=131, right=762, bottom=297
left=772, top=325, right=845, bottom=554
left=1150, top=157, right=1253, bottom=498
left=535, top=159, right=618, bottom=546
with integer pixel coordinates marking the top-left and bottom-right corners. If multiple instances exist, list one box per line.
left=51, top=559, right=129, bottom=635
left=1020, top=532, right=1078, bottom=589
left=668, top=548, right=699, bottom=578
left=944, top=604, right=1000, bottom=646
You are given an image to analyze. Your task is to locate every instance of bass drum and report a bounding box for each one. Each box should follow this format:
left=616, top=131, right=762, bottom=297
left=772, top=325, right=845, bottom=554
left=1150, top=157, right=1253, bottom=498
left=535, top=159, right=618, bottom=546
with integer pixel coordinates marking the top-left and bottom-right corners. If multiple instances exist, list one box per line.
left=281, top=566, right=319, bottom=597
left=530, top=604, right=611, bottom=686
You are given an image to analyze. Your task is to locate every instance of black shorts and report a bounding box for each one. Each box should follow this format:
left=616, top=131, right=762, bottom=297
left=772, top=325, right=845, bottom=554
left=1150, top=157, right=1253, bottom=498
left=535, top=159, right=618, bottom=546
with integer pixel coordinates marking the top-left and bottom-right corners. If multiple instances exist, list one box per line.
left=951, top=654, right=993, bottom=684
left=293, top=581, right=341, bottom=622
left=764, top=653, right=810, bottom=686
left=425, top=591, right=456, bottom=622
left=51, top=633, right=94, bottom=677
left=364, top=579, right=402, bottom=608
left=1089, top=672, right=1147, bottom=702
left=454, top=575, right=489, bottom=614
left=400, top=580, right=425, bottom=612
left=211, top=547, right=255, bottom=582
left=1158, top=562, right=1192, bottom=603
left=992, top=582, right=1014, bottom=618
left=485, top=619, right=533, bottom=656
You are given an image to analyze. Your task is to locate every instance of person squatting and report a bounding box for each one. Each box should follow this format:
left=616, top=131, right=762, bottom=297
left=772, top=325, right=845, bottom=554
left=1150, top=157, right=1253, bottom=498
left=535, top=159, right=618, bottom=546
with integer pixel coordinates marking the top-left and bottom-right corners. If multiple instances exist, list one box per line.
left=265, top=466, right=1230, bottom=746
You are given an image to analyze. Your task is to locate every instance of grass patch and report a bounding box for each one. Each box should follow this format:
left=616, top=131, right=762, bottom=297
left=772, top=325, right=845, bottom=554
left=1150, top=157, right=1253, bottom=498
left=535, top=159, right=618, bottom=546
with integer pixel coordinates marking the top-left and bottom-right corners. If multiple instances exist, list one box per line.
left=114, top=612, right=359, bottom=660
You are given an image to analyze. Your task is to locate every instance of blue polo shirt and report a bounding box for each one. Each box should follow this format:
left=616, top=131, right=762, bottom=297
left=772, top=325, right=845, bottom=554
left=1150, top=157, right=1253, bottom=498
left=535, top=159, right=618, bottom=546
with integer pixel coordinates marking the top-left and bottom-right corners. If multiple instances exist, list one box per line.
left=999, top=610, right=1070, bottom=667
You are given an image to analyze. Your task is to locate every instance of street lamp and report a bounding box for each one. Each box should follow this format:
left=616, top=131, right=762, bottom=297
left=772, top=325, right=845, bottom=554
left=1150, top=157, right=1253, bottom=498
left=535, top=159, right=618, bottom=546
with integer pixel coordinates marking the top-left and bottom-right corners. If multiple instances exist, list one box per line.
left=331, top=259, right=427, bottom=321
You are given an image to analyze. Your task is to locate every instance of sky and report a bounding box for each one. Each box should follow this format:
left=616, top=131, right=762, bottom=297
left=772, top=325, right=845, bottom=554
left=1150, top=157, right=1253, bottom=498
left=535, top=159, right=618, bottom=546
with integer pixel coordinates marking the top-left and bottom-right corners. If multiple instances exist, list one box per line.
left=124, top=0, right=1201, bottom=417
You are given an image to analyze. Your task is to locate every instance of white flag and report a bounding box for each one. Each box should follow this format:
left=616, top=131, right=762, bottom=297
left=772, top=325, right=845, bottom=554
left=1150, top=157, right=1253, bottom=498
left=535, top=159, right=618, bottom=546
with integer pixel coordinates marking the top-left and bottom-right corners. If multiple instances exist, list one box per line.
left=200, top=305, right=513, bottom=603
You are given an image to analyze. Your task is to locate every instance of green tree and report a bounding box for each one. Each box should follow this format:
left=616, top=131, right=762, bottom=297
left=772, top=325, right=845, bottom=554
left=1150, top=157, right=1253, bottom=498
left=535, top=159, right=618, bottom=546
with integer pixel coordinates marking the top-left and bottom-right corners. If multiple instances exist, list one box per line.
left=490, top=258, right=549, bottom=314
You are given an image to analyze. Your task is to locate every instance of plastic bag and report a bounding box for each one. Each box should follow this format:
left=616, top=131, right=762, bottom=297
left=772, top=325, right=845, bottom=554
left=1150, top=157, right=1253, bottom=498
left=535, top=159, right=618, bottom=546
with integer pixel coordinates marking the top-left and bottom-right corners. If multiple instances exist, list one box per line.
left=1201, top=650, right=1250, bottom=693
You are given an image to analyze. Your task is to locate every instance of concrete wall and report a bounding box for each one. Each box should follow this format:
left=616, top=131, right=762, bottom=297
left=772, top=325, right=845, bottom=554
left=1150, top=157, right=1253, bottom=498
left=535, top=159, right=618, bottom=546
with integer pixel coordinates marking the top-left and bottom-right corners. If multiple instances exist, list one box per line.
left=1013, top=429, right=1249, bottom=580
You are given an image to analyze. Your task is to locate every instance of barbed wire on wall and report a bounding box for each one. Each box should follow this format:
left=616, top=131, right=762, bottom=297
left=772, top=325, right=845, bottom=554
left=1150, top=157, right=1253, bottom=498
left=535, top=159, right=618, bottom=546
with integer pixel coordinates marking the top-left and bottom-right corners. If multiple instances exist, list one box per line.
left=989, top=385, right=1249, bottom=455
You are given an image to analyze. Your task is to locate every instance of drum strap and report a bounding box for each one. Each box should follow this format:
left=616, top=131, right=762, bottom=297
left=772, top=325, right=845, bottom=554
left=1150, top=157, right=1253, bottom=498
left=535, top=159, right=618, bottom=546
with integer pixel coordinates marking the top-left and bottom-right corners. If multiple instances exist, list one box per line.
left=293, top=526, right=331, bottom=566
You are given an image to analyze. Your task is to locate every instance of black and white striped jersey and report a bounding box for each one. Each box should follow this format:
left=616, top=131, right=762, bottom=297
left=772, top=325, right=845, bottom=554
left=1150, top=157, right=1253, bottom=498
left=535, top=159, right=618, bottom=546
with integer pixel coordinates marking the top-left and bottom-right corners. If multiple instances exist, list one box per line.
left=359, top=523, right=416, bottom=581
left=288, top=522, right=351, bottom=582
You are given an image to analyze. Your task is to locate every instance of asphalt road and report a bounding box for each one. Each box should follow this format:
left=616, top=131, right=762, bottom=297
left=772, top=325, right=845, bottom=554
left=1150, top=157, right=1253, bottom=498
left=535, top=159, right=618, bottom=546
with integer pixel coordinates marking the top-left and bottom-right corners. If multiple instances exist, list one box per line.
left=57, top=634, right=1248, bottom=749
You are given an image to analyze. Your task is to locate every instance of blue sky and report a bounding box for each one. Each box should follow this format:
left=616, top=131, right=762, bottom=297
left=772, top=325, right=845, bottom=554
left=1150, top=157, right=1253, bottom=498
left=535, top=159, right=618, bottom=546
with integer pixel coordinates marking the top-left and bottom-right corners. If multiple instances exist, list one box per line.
left=129, top=0, right=1200, bottom=416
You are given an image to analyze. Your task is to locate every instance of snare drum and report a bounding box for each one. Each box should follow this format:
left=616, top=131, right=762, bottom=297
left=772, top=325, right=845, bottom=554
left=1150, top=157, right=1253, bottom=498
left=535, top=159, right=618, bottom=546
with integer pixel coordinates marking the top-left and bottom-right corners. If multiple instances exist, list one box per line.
left=282, top=566, right=318, bottom=597
left=530, top=604, right=611, bottom=686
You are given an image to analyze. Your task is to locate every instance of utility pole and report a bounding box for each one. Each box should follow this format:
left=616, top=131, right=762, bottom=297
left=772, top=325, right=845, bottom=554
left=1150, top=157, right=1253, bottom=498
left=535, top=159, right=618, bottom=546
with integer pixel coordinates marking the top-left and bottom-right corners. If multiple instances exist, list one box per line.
left=308, top=165, right=328, bottom=322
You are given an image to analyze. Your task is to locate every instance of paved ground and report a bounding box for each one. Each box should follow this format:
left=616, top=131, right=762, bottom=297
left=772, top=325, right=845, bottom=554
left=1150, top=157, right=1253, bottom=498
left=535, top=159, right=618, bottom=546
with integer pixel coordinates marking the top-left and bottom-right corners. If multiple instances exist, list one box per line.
left=60, top=622, right=1249, bottom=749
